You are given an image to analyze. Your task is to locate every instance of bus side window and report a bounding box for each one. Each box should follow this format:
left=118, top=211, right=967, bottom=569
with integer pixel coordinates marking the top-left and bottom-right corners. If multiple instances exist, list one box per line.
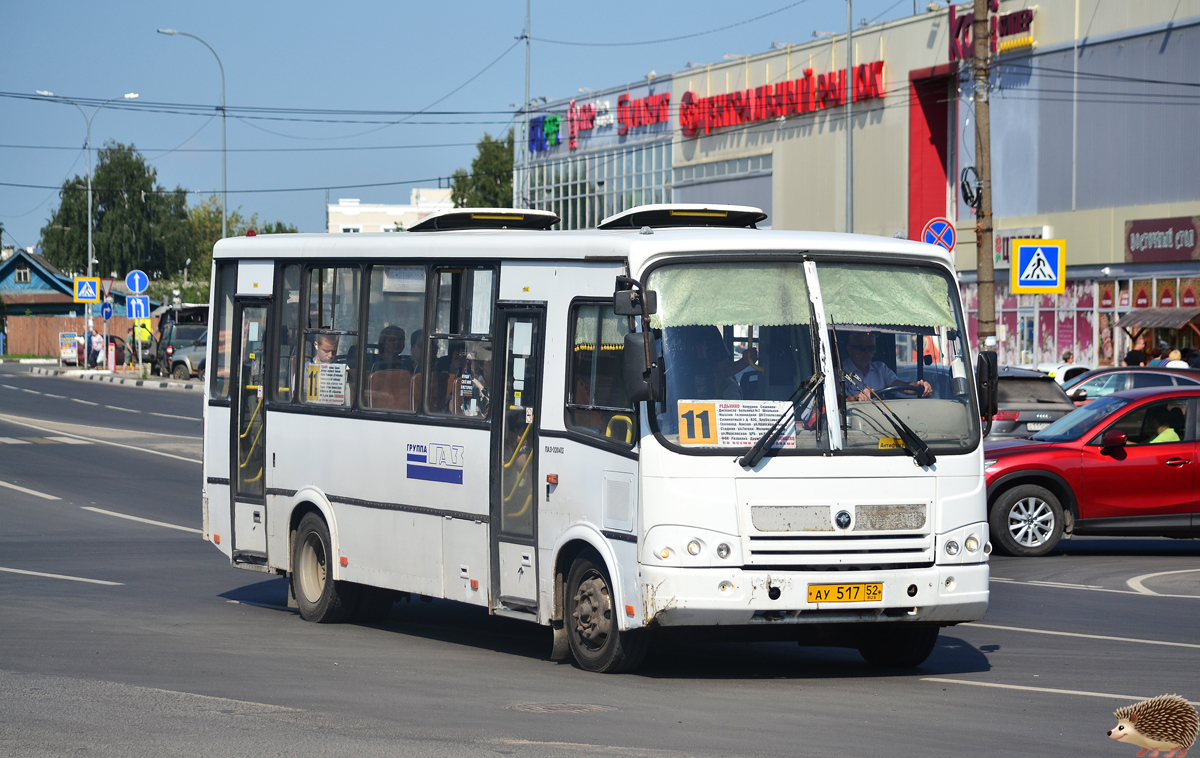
left=272, top=264, right=301, bottom=403
left=565, top=302, right=636, bottom=446
left=363, top=265, right=426, bottom=412
left=426, top=267, right=495, bottom=419
left=210, top=263, right=238, bottom=400
left=302, top=266, right=361, bottom=408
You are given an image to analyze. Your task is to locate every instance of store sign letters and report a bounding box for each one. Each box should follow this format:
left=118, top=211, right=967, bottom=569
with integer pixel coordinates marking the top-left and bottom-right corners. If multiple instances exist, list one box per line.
left=949, top=3, right=1036, bottom=61
left=680, top=61, right=884, bottom=138
left=531, top=92, right=666, bottom=153
left=1125, top=216, right=1200, bottom=263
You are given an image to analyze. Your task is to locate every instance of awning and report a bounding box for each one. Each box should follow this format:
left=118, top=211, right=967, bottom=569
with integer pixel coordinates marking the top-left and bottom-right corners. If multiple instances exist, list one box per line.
left=1115, top=307, right=1200, bottom=330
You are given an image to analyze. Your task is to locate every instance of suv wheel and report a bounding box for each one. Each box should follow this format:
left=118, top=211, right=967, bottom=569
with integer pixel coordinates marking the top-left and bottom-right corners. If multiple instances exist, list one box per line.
left=171, top=363, right=190, bottom=380
left=990, top=484, right=1064, bottom=557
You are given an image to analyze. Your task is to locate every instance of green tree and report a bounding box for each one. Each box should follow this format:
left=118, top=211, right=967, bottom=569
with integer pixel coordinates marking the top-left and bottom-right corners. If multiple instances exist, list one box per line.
left=188, top=194, right=298, bottom=277
left=451, top=129, right=514, bottom=208
left=39, top=142, right=192, bottom=278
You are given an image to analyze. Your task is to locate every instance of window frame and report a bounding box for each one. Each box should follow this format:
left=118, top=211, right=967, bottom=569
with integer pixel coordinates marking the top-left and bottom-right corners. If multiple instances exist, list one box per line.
left=562, top=297, right=638, bottom=451
left=422, top=264, right=498, bottom=422
left=207, top=261, right=238, bottom=405
left=359, top=262, right=428, bottom=415
left=299, top=263, right=363, bottom=410
left=14, top=265, right=31, bottom=284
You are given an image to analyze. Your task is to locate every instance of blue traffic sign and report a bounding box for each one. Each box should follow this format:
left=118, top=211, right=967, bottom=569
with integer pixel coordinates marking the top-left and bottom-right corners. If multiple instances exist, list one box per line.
left=74, top=277, right=101, bottom=303
left=1011, top=239, right=1067, bottom=294
left=100, top=303, right=113, bottom=321
left=921, top=218, right=956, bottom=252
left=127, top=296, right=152, bottom=319
left=125, top=270, right=149, bottom=294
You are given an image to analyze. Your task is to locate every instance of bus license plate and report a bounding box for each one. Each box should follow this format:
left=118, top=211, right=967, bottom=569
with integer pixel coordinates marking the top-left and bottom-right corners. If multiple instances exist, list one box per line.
left=1025, top=422, right=1049, bottom=431
left=807, top=583, right=883, bottom=603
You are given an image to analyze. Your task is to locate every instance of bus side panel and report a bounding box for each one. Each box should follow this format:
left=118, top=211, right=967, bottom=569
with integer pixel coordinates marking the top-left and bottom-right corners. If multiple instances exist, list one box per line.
left=443, top=519, right=489, bottom=607
left=204, top=403, right=233, bottom=559
left=266, top=410, right=490, bottom=597
left=538, top=438, right=640, bottom=628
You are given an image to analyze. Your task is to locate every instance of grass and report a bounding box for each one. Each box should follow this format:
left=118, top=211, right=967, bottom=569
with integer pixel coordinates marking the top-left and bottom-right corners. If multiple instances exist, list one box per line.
left=0, top=354, right=57, bottom=360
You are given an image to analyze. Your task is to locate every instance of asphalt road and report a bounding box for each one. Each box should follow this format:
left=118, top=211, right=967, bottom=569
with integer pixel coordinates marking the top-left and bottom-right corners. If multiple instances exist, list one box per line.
left=1, top=363, right=1197, bottom=757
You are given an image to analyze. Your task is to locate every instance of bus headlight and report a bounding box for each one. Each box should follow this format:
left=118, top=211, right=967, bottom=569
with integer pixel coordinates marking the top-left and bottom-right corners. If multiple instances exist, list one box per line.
left=945, top=540, right=960, bottom=556
left=687, top=540, right=702, bottom=556
left=658, top=547, right=672, bottom=560
left=965, top=535, right=980, bottom=553
left=716, top=543, right=731, bottom=559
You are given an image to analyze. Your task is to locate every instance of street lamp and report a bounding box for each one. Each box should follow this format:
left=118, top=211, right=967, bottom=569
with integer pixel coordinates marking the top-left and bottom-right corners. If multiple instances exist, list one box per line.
left=36, top=90, right=139, bottom=338
left=158, top=28, right=226, bottom=240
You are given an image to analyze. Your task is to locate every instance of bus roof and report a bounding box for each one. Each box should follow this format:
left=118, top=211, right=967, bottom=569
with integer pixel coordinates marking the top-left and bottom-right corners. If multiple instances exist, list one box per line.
left=212, top=227, right=956, bottom=274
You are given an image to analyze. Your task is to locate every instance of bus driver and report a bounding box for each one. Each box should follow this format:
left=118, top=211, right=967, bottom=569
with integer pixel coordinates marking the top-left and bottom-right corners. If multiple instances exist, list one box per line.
left=843, top=332, right=932, bottom=402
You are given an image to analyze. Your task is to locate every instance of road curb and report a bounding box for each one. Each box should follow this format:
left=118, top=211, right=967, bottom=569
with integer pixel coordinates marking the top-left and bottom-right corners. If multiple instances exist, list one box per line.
left=29, top=366, right=202, bottom=392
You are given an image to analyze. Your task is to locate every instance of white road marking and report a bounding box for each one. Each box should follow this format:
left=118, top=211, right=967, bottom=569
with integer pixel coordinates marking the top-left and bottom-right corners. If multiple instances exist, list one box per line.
left=0, top=479, right=61, bottom=500
left=0, top=566, right=122, bottom=586
left=1025, top=579, right=1105, bottom=589
left=0, top=437, right=32, bottom=444
left=44, top=393, right=66, bottom=399
left=21, top=389, right=41, bottom=395
left=150, top=412, right=200, bottom=421
left=81, top=506, right=201, bottom=534
left=0, top=416, right=200, bottom=463
left=44, top=436, right=92, bottom=445
left=1, top=384, right=18, bottom=389
left=965, top=622, right=1200, bottom=649
left=923, top=678, right=1155, bottom=702
left=991, top=576, right=1200, bottom=599
left=71, top=398, right=99, bottom=406
left=1126, top=568, right=1200, bottom=596
left=104, top=405, right=140, bottom=413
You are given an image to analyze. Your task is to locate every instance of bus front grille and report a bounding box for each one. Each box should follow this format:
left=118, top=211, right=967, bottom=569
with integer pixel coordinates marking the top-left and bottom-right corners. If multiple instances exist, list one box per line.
left=745, top=534, right=934, bottom=567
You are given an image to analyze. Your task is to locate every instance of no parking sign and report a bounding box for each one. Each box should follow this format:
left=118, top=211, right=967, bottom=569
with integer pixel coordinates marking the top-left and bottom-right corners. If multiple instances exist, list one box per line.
left=921, top=218, right=956, bottom=252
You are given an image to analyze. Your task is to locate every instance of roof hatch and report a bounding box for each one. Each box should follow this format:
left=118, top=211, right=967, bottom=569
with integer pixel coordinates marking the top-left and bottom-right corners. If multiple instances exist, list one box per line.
left=406, top=208, right=559, bottom=232
left=597, top=203, right=767, bottom=230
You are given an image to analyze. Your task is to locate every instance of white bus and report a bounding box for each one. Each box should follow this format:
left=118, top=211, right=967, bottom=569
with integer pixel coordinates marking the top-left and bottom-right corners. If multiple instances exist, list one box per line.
left=202, top=204, right=997, bottom=673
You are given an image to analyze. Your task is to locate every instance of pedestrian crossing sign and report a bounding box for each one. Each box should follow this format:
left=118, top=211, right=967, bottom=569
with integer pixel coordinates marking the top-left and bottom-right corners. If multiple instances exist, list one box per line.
left=73, top=277, right=102, bottom=303
left=1011, top=239, right=1066, bottom=294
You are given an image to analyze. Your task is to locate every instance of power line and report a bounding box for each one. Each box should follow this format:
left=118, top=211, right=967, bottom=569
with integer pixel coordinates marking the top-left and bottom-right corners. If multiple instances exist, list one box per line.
left=0, top=175, right=460, bottom=195
left=531, top=1, right=810, bottom=47
left=0, top=141, right=479, bottom=153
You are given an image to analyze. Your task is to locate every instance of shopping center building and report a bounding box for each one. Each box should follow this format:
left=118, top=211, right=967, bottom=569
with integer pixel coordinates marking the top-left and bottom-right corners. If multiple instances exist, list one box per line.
left=516, top=0, right=1200, bottom=366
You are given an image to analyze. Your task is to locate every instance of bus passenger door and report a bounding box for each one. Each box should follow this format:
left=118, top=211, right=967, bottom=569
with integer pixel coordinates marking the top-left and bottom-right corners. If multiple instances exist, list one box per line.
left=230, top=300, right=269, bottom=565
left=490, top=307, right=544, bottom=615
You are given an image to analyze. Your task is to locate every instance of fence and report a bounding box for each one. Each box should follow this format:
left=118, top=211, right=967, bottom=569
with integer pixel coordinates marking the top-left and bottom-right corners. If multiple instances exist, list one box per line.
left=4, top=315, right=139, bottom=357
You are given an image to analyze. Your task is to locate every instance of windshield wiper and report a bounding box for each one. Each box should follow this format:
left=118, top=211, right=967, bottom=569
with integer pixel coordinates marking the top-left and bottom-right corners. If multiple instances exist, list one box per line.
left=738, top=372, right=824, bottom=469
left=843, top=372, right=937, bottom=467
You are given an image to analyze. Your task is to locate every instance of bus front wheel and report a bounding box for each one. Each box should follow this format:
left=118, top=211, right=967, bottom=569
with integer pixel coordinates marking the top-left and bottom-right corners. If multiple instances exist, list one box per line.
left=292, top=512, right=359, bottom=623
left=565, top=552, right=649, bottom=673
left=856, top=624, right=939, bottom=668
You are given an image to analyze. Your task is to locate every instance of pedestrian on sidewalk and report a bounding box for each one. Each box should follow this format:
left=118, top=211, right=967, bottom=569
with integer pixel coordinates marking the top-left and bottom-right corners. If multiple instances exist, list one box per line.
left=88, top=326, right=104, bottom=369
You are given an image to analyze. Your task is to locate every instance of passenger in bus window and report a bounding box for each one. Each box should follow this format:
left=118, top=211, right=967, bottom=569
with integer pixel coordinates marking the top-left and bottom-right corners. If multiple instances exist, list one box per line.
left=313, top=333, right=339, bottom=364
left=843, top=332, right=931, bottom=401
left=372, top=325, right=413, bottom=373
left=410, top=329, right=424, bottom=375
left=666, top=325, right=756, bottom=400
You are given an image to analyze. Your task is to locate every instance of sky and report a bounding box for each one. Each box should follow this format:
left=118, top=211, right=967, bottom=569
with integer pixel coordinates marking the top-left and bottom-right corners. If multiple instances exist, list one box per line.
left=1, top=0, right=925, bottom=252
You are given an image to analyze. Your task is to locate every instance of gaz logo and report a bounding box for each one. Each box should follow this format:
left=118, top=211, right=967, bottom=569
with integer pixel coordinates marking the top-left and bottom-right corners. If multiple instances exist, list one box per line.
left=406, top=442, right=465, bottom=485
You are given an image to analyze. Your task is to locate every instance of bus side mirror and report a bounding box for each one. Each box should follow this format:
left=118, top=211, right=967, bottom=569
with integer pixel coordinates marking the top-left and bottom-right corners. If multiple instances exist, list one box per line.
left=977, top=351, right=999, bottom=420
left=624, top=332, right=660, bottom=403
left=614, top=289, right=657, bottom=316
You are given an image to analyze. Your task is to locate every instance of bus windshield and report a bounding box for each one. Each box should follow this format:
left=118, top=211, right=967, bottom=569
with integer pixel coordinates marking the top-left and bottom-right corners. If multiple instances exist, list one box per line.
left=646, top=260, right=978, bottom=455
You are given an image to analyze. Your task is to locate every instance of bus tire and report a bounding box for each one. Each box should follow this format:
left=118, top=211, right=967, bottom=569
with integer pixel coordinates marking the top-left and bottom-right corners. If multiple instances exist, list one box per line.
left=565, top=551, right=649, bottom=673
left=292, top=512, right=359, bottom=623
left=857, top=624, right=939, bottom=668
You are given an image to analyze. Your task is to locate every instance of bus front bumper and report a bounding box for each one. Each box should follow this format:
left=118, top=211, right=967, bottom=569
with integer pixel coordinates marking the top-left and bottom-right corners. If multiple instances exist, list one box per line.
left=635, top=563, right=988, bottom=627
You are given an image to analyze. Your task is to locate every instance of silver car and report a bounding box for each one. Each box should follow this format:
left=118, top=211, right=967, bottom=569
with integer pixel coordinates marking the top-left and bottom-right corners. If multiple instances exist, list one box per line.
left=169, top=330, right=207, bottom=381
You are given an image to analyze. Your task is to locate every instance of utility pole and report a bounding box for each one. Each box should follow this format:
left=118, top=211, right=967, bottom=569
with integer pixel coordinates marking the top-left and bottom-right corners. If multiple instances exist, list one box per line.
left=845, top=0, right=854, bottom=233
left=972, top=0, right=996, bottom=350
left=521, top=0, right=531, bottom=207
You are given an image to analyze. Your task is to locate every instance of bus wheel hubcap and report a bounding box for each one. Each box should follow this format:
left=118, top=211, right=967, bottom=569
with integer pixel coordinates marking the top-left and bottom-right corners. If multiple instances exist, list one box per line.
left=572, top=574, right=611, bottom=649
left=298, top=534, right=326, bottom=603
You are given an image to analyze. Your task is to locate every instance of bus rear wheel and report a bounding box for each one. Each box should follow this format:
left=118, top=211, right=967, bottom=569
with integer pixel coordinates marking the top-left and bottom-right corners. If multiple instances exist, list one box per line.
left=857, top=624, right=939, bottom=668
left=292, top=512, right=359, bottom=623
left=565, top=552, right=649, bottom=673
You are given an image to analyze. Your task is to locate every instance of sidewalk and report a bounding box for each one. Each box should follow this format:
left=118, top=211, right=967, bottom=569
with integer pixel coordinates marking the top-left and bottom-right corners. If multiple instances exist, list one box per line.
left=29, top=366, right=203, bottom=392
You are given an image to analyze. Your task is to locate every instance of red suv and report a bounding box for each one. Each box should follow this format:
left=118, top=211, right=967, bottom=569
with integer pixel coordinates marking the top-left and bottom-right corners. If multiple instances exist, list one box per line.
left=984, top=387, right=1200, bottom=556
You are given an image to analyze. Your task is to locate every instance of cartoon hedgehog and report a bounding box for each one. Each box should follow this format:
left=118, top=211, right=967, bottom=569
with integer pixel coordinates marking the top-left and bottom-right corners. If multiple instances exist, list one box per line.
left=1107, top=694, right=1198, bottom=757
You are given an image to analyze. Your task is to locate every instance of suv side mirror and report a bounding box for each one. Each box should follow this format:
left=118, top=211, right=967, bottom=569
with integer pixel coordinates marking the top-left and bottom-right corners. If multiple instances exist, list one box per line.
left=623, top=332, right=661, bottom=403
left=977, top=351, right=999, bottom=420
left=1100, top=429, right=1127, bottom=448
